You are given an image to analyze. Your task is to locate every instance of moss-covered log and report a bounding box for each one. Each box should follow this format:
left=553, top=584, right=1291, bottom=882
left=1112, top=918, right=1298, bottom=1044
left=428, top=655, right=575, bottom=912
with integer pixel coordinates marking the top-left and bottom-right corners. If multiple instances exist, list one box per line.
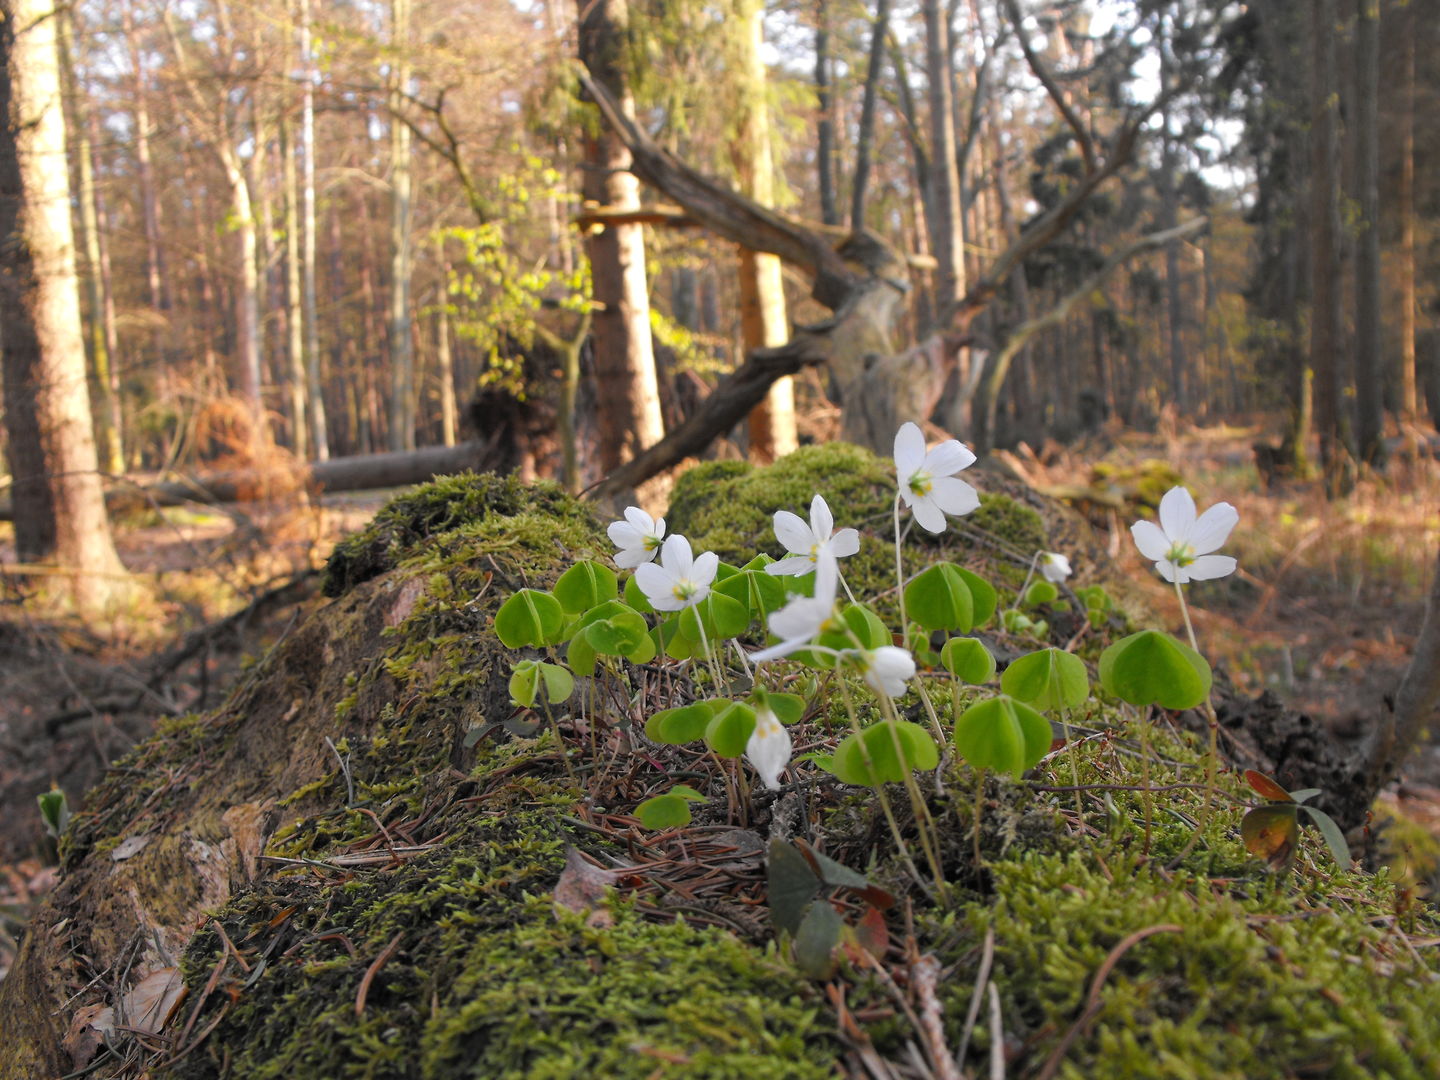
left=1, top=454, right=1437, bottom=1080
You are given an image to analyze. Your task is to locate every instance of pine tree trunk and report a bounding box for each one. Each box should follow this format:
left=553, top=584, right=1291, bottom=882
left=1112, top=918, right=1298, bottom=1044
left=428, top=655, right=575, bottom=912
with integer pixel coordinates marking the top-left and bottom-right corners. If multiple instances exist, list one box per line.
left=0, top=0, right=131, bottom=614
left=923, top=0, right=964, bottom=312
left=282, top=115, right=310, bottom=459
left=1397, top=16, right=1417, bottom=422
left=1353, top=0, right=1383, bottom=463
left=387, top=0, right=415, bottom=452
left=813, top=0, right=838, bottom=227
left=300, top=0, right=329, bottom=460
left=849, top=0, right=890, bottom=229
left=577, top=0, right=666, bottom=492
left=734, top=0, right=797, bottom=463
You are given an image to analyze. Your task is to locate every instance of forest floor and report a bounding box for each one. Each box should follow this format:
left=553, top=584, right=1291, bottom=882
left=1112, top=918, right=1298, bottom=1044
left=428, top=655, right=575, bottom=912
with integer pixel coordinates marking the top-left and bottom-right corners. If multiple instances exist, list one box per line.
left=1, top=420, right=1437, bottom=981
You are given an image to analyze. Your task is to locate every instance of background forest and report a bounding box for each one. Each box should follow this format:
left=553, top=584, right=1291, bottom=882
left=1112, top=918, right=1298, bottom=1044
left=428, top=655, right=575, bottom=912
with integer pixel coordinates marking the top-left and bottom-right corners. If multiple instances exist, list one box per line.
left=4, top=0, right=1437, bottom=494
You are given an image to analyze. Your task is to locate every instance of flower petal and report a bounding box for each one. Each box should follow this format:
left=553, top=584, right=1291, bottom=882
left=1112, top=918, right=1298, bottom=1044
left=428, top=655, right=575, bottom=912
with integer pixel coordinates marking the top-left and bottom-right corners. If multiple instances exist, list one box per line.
left=809, top=494, right=834, bottom=541
left=765, top=555, right=816, bottom=577
left=927, top=476, right=980, bottom=517
left=613, top=547, right=651, bottom=570
left=922, top=439, right=977, bottom=478
left=634, top=563, right=676, bottom=608
left=608, top=521, right=644, bottom=549
left=910, top=497, right=948, bottom=534
left=691, top=551, right=720, bottom=588
left=1189, top=502, right=1239, bottom=555
left=828, top=528, right=860, bottom=559
left=1158, top=487, right=1196, bottom=543
left=1154, top=559, right=1180, bottom=584
left=751, top=635, right=812, bottom=663
left=773, top=511, right=814, bottom=555
left=894, top=422, right=926, bottom=478
left=1130, top=521, right=1171, bottom=562
left=1185, top=554, right=1237, bottom=581
left=660, top=534, right=694, bottom=577
left=624, top=506, right=655, bottom=533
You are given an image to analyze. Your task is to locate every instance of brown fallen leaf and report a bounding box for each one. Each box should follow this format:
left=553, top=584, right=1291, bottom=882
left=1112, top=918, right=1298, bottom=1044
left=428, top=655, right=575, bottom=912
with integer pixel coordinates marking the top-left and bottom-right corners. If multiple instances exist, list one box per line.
left=63, top=1003, right=113, bottom=1068
left=553, top=846, right=621, bottom=927
left=118, top=966, right=186, bottom=1035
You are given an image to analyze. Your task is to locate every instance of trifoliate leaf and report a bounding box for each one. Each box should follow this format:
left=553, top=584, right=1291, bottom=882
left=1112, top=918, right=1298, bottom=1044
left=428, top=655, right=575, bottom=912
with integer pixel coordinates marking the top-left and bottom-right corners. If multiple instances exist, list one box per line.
left=553, top=561, right=618, bottom=613
left=941, top=637, right=996, bottom=684
left=646, top=700, right=728, bottom=744
left=705, top=701, right=758, bottom=757
left=953, top=695, right=1053, bottom=779
left=905, top=563, right=973, bottom=633
left=767, top=839, right=819, bottom=936
left=793, top=900, right=842, bottom=980
left=1000, top=647, right=1089, bottom=712
left=635, top=785, right=706, bottom=830
left=1241, top=803, right=1299, bottom=870
left=494, top=589, right=566, bottom=649
left=1023, top=581, right=1059, bottom=608
left=1098, top=629, right=1212, bottom=710
left=832, top=721, right=939, bottom=786
left=1299, top=804, right=1352, bottom=867
left=679, top=591, right=750, bottom=641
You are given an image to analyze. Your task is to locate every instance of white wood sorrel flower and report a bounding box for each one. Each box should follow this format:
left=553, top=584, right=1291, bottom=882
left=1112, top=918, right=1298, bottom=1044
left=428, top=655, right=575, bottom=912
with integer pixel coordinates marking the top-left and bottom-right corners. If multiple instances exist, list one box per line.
left=1131, top=486, right=1239, bottom=584
left=1040, top=552, right=1072, bottom=584
left=607, top=507, right=666, bottom=569
left=765, top=494, right=861, bottom=577
left=745, top=705, right=792, bottom=791
left=893, top=421, right=980, bottom=533
left=855, top=645, right=916, bottom=697
left=634, top=535, right=719, bottom=611
left=751, top=550, right=840, bottom=662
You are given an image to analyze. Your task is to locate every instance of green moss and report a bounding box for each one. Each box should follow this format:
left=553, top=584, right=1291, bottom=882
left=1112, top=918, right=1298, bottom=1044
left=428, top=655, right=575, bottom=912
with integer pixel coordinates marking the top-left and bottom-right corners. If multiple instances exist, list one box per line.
left=322, top=473, right=597, bottom=597
left=166, top=739, right=836, bottom=1080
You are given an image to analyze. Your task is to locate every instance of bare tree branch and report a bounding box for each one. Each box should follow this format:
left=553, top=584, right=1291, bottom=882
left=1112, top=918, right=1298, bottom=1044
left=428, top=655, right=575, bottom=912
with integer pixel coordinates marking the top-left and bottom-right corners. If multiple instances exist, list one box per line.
left=1003, top=0, right=1096, bottom=173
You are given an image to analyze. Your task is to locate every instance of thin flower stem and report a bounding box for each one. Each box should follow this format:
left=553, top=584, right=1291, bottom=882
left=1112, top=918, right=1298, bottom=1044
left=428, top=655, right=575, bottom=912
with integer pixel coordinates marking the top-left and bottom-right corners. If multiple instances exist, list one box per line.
left=1006, top=551, right=1042, bottom=616
left=893, top=494, right=908, bottom=633
left=878, top=692, right=946, bottom=888
left=838, top=678, right=929, bottom=893
left=692, top=608, right=726, bottom=694
left=837, top=567, right=859, bottom=607
left=1060, top=706, right=1083, bottom=822
left=1171, top=579, right=1220, bottom=867
left=973, top=767, right=987, bottom=866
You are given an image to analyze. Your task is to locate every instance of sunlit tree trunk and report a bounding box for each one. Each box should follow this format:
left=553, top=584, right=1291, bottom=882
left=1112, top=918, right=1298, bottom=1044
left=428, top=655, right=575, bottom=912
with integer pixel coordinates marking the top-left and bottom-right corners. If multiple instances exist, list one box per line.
left=1, top=0, right=131, bottom=613
left=55, top=7, right=122, bottom=474
left=813, top=0, right=838, bottom=227
left=734, top=0, right=797, bottom=462
left=849, top=0, right=890, bottom=229
left=282, top=115, right=309, bottom=459
left=388, top=0, right=415, bottom=451
left=577, top=0, right=666, bottom=490
left=300, top=0, right=328, bottom=459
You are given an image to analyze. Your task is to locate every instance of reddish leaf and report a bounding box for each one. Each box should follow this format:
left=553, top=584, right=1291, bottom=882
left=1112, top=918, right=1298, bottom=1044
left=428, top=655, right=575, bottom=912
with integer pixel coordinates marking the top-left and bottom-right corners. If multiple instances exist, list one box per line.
left=1244, top=770, right=1294, bottom=803
left=854, top=906, right=890, bottom=960
left=1242, top=804, right=1300, bottom=870
left=553, top=846, right=620, bottom=927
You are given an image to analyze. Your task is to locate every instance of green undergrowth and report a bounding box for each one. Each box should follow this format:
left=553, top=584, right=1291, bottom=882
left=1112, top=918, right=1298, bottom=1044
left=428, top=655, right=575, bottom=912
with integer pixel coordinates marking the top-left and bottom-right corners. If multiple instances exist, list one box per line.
left=167, top=738, right=836, bottom=1080
left=46, top=459, right=1440, bottom=1080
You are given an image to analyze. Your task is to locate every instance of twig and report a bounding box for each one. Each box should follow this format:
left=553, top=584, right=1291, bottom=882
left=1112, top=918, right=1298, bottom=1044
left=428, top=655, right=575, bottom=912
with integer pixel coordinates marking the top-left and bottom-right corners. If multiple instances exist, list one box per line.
left=911, top=953, right=964, bottom=1080
left=957, top=926, right=995, bottom=1065
left=354, top=932, right=404, bottom=1016
left=987, top=982, right=1005, bottom=1080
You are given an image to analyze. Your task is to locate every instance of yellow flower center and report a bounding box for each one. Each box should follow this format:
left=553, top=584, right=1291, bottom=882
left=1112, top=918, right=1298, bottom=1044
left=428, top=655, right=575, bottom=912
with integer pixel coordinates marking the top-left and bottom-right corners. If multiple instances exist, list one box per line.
left=643, top=534, right=662, bottom=551
left=908, top=470, right=933, bottom=497
left=1165, top=541, right=1196, bottom=567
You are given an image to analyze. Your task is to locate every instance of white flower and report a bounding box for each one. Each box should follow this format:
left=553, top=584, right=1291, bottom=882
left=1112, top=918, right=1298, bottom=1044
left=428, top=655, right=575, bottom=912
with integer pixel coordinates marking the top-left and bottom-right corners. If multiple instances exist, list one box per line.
left=1130, top=486, right=1238, bottom=584
left=855, top=646, right=916, bottom=698
left=894, top=421, right=980, bottom=534
left=745, top=705, right=792, bottom=791
left=634, top=535, right=719, bottom=611
left=607, top=507, right=666, bottom=569
left=765, top=494, right=861, bottom=577
left=751, top=551, right=840, bottom=663
left=1040, top=552, right=1072, bottom=584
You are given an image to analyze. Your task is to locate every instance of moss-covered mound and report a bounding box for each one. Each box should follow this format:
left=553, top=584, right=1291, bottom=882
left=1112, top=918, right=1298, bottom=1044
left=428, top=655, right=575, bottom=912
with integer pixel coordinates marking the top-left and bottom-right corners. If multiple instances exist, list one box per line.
left=2, top=449, right=1437, bottom=1080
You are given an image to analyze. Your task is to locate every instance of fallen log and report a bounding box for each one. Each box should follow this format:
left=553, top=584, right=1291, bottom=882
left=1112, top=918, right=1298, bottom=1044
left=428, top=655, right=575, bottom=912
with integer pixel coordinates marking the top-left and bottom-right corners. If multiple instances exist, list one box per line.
left=0, top=442, right=492, bottom=520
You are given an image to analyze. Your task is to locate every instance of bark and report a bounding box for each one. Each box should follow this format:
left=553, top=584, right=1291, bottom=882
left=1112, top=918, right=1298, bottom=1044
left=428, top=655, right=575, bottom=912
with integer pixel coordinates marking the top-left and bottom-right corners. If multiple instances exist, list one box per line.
left=0, top=0, right=131, bottom=613
left=923, top=0, right=965, bottom=314
left=734, top=0, right=798, bottom=463
left=55, top=8, right=123, bottom=476
left=849, top=0, right=892, bottom=229
left=435, top=243, right=459, bottom=448
left=814, top=0, right=838, bottom=227
left=282, top=115, right=309, bottom=459
left=1308, top=0, right=1352, bottom=495
left=1397, top=16, right=1417, bottom=422
left=1353, top=0, right=1383, bottom=464
left=388, top=0, right=416, bottom=452
left=576, top=0, right=666, bottom=489
left=300, top=0, right=329, bottom=460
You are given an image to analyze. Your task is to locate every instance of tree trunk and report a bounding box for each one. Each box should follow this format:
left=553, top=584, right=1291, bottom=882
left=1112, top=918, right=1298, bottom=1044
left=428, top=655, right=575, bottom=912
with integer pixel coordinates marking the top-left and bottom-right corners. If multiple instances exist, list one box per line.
left=923, top=0, right=965, bottom=314
left=1397, top=15, right=1417, bottom=423
left=849, top=0, right=891, bottom=230
left=577, top=0, right=667, bottom=496
left=1308, top=0, right=1352, bottom=495
left=300, top=0, right=329, bottom=460
left=813, top=0, right=838, bottom=227
left=1353, top=0, right=1383, bottom=464
left=388, top=0, right=415, bottom=452
left=282, top=116, right=309, bottom=459
left=435, top=243, right=459, bottom=448
left=0, top=0, right=131, bottom=614
left=734, top=0, right=797, bottom=463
